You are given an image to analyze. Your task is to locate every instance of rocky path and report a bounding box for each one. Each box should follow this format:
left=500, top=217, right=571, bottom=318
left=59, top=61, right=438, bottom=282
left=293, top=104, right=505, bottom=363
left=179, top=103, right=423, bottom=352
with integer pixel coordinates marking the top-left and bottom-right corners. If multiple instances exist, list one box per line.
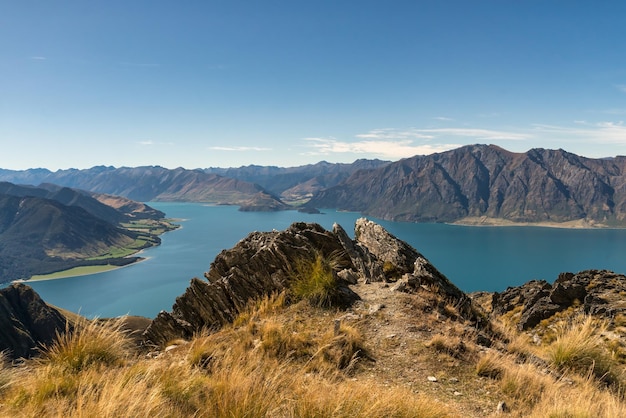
left=342, top=281, right=504, bottom=417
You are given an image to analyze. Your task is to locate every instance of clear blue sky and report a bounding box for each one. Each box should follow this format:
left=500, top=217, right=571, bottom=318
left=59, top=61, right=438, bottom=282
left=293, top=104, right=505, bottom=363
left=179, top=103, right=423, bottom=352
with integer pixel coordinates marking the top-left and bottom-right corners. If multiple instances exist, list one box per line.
left=2, top=1, right=626, bottom=170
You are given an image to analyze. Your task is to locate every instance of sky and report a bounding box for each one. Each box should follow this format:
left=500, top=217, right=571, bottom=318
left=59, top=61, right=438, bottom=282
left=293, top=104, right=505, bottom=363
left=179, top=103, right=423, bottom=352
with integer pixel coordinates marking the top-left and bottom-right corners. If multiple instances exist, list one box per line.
left=2, top=1, right=626, bottom=170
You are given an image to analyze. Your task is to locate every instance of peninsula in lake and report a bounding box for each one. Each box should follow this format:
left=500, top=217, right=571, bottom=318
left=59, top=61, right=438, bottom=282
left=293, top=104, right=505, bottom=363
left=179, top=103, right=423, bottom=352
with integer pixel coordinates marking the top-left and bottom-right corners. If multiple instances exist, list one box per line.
left=0, top=182, right=177, bottom=283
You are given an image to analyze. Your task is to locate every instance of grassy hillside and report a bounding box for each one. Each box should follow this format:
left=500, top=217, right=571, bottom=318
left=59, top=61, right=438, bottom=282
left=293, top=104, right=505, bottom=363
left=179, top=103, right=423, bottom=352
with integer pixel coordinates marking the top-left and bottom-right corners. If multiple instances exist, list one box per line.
left=2, top=277, right=625, bottom=417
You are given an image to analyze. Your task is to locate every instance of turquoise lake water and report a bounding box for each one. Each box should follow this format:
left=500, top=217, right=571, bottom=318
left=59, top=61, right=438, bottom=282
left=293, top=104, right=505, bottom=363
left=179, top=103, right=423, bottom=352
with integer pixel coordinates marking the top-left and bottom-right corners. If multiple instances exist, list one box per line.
left=27, top=203, right=626, bottom=318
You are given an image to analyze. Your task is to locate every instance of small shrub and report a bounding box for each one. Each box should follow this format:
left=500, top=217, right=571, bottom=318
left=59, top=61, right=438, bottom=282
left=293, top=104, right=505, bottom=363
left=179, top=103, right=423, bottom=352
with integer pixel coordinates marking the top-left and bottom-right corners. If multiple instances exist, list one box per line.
left=382, top=261, right=401, bottom=281
left=291, top=252, right=343, bottom=308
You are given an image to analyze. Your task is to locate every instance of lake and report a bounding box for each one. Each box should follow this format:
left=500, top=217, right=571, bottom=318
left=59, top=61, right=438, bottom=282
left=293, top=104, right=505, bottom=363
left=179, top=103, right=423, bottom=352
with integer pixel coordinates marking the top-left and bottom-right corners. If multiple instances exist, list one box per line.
left=27, top=203, right=626, bottom=319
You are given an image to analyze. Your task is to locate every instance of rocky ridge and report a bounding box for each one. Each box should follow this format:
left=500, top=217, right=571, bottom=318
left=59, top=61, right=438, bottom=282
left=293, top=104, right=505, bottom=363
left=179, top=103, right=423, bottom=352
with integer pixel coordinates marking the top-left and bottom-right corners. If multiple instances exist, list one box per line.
left=144, top=218, right=470, bottom=345
left=487, top=270, right=626, bottom=330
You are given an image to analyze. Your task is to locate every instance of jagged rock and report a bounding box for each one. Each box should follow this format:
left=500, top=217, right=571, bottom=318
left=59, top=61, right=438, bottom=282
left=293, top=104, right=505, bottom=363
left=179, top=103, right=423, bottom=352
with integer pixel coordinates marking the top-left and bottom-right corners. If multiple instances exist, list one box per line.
left=519, top=297, right=563, bottom=330
left=336, top=268, right=359, bottom=284
left=333, top=222, right=376, bottom=283
left=491, top=280, right=551, bottom=316
left=490, top=270, right=626, bottom=330
left=145, top=222, right=356, bottom=345
left=353, top=218, right=466, bottom=302
left=144, top=219, right=472, bottom=346
left=0, top=283, right=69, bottom=359
left=550, top=272, right=586, bottom=305
left=354, top=218, right=419, bottom=277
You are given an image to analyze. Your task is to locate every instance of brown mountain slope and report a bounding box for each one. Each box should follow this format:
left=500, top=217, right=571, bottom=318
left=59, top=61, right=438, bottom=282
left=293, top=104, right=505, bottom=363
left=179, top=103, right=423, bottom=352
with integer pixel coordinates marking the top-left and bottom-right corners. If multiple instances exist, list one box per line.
left=306, top=144, right=626, bottom=225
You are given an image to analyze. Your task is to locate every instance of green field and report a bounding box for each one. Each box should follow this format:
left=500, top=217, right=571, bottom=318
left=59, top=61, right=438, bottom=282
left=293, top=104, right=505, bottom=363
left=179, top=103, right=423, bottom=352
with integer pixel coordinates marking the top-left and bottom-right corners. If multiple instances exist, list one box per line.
left=28, top=264, right=124, bottom=281
left=24, top=219, right=178, bottom=281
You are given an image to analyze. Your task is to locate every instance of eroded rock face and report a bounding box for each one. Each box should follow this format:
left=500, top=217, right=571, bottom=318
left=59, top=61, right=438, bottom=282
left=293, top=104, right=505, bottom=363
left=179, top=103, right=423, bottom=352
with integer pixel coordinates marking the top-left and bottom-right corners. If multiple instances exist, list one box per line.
left=491, top=270, right=626, bottom=330
left=354, top=218, right=466, bottom=300
left=144, top=218, right=469, bottom=345
left=0, top=283, right=68, bottom=359
left=144, top=222, right=355, bottom=344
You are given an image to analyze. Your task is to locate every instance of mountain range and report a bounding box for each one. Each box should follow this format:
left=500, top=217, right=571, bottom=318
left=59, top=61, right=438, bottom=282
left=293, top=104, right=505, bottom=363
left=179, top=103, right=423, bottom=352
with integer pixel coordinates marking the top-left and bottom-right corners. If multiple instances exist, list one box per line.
left=2, top=144, right=626, bottom=226
left=307, top=144, right=626, bottom=226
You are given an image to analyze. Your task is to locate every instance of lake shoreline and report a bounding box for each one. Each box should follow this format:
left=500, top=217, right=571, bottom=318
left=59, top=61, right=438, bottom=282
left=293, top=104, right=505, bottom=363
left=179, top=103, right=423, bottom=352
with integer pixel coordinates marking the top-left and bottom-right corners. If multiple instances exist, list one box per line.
left=450, top=216, right=620, bottom=229
left=14, top=256, right=151, bottom=283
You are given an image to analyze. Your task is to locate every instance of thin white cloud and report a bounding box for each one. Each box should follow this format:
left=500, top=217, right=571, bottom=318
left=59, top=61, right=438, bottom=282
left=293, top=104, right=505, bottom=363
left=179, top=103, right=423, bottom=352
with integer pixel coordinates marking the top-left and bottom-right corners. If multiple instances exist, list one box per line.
left=616, top=85, right=626, bottom=93
left=433, top=116, right=454, bottom=121
left=138, top=140, right=154, bottom=146
left=303, top=137, right=461, bottom=159
left=355, top=128, right=434, bottom=140
left=209, top=146, right=272, bottom=152
left=355, top=127, right=529, bottom=142
left=532, top=121, right=626, bottom=144
left=302, top=126, right=532, bottom=159
left=417, top=128, right=531, bottom=141
left=29, top=56, right=46, bottom=60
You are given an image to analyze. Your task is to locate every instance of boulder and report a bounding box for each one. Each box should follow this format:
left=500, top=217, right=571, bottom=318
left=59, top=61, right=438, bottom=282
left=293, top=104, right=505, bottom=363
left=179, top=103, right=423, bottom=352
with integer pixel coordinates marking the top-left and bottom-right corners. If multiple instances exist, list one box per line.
left=0, top=283, right=69, bottom=359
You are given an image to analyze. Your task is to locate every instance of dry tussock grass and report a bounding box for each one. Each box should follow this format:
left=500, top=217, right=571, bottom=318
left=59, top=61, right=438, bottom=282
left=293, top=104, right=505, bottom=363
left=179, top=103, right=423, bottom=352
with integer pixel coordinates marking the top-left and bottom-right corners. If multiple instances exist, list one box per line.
left=546, top=315, right=622, bottom=386
left=0, top=295, right=453, bottom=418
left=476, top=313, right=626, bottom=417
left=3, top=292, right=626, bottom=417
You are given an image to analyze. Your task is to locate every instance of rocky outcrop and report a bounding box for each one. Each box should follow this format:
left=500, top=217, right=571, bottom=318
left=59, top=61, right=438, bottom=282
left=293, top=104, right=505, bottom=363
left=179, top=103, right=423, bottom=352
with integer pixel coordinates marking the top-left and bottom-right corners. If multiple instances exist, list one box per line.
left=0, top=284, right=69, bottom=359
left=144, top=218, right=469, bottom=345
left=491, top=270, right=626, bottom=330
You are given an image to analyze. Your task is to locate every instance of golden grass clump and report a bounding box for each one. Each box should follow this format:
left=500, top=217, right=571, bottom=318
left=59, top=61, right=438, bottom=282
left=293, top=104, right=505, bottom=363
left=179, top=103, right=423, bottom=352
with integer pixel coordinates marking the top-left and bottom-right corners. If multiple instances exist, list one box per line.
left=427, top=334, right=468, bottom=359
left=259, top=319, right=314, bottom=360
left=546, top=315, right=621, bottom=385
left=526, top=374, right=626, bottom=418
left=499, top=363, right=549, bottom=408
left=232, top=291, right=287, bottom=328
left=475, top=351, right=505, bottom=379
left=311, top=323, right=368, bottom=372
left=42, top=317, right=130, bottom=372
left=291, top=251, right=344, bottom=308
